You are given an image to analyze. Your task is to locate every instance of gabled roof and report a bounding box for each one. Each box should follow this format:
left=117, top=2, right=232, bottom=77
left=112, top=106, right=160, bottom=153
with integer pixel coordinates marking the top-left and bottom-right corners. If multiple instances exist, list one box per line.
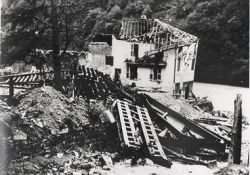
left=119, top=18, right=198, bottom=45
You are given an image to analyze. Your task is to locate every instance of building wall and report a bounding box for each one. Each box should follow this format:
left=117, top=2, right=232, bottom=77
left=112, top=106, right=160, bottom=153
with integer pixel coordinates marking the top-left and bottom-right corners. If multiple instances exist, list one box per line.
left=174, top=42, right=198, bottom=92
left=111, top=38, right=129, bottom=78
left=88, top=42, right=112, bottom=68
left=111, top=37, right=177, bottom=92
left=85, top=35, right=198, bottom=94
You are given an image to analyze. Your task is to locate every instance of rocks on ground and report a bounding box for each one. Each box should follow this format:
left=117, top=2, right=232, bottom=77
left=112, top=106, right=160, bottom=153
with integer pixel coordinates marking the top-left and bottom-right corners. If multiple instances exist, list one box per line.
left=0, top=86, right=120, bottom=174
left=214, top=164, right=249, bottom=175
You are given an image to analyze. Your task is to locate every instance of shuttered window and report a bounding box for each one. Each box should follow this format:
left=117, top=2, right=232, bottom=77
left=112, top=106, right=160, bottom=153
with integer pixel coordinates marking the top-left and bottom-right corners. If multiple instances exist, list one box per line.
left=127, top=65, right=138, bottom=79
left=131, top=44, right=134, bottom=56
left=191, top=58, right=195, bottom=70
left=150, top=68, right=161, bottom=81
left=126, top=66, right=130, bottom=78
left=177, top=58, right=181, bottom=71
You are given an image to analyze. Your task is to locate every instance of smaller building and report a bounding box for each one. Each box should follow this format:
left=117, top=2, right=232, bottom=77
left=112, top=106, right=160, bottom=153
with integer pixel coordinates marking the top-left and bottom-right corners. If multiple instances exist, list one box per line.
left=85, top=18, right=199, bottom=96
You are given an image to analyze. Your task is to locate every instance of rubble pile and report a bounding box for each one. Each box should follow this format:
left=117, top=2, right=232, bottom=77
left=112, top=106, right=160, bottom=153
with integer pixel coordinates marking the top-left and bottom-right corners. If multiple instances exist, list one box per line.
left=0, top=100, right=11, bottom=115
left=214, top=164, right=249, bottom=175
left=144, top=92, right=233, bottom=139
left=13, top=86, right=89, bottom=137
left=189, top=97, right=214, bottom=113
left=145, top=92, right=216, bottom=120
left=7, top=135, right=118, bottom=174
left=0, top=86, right=123, bottom=174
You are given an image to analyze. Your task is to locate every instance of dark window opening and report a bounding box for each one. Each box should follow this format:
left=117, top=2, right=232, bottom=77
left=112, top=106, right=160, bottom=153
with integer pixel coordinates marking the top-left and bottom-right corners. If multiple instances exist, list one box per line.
left=175, top=83, right=181, bottom=94
left=130, top=66, right=138, bottom=79
left=114, top=68, right=121, bottom=82
left=127, top=65, right=138, bottom=79
left=177, top=47, right=183, bottom=72
left=126, top=66, right=130, bottom=78
left=177, top=58, right=181, bottom=71
left=131, top=44, right=134, bottom=56
left=134, top=44, right=139, bottom=60
left=131, top=44, right=139, bottom=60
left=105, top=56, right=113, bottom=66
left=155, top=51, right=164, bottom=61
left=150, top=67, right=161, bottom=80
left=191, top=58, right=195, bottom=70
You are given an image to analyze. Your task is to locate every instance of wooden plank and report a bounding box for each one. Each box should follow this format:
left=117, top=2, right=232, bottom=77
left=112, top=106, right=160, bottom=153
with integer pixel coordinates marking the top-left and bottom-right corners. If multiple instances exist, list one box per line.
left=28, top=74, right=34, bottom=82
left=136, top=106, right=151, bottom=145
left=13, top=76, right=18, bottom=82
left=15, top=76, right=22, bottom=83
left=0, top=72, right=51, bottom=79
left=116, top=100, right=130, bottom=146
left=19, top=76, right=27, bottom=83
left=124, top=101, right=138, bottom=145
left=143, top=107, right=167, bottom=159
left=32, top=74, right=38, bottom=82
left=22, top=75, right=30, bottom=83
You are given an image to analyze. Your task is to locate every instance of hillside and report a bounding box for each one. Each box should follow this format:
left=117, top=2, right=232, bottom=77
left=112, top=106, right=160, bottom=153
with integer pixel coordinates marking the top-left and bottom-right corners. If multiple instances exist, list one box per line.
left=1, top=0, right=249, bottom=87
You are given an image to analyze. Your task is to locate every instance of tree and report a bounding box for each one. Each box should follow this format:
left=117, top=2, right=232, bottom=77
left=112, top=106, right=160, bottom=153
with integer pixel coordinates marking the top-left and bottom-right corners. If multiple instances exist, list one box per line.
left=1, top=0, right=109, bottom=89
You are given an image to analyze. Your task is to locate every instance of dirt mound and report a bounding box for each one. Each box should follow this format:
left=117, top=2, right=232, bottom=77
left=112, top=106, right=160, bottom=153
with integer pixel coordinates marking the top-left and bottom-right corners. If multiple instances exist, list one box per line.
left=3, top=86, right=120, bottom=174
left=12, top=86, right=88, bottom=140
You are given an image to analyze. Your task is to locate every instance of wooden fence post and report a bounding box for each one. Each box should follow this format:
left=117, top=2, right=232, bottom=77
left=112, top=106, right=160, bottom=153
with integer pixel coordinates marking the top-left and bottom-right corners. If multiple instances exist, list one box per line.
left=9, top=77, right=14, bottom=99
left=228, top=94, right=242, bottom=164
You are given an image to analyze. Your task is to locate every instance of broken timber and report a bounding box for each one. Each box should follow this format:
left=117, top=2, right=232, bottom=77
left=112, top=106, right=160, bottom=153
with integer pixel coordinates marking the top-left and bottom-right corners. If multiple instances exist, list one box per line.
left=113, top=99, right=172, bottom=167
left=228, top=94, right=242, bottom=164
left=142, top=94, right=229, bottom=160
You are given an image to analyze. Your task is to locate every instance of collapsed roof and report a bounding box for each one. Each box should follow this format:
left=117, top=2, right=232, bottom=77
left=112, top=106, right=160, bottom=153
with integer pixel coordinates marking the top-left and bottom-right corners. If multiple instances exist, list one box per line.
left=119, top=18, right=198, bottom=46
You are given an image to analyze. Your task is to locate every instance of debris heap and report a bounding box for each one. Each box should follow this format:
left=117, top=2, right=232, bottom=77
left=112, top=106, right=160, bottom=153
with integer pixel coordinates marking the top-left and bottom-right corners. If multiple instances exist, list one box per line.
left=13, top=86, right=88, bottom=138
left=2, top=86, right=120, bottom=174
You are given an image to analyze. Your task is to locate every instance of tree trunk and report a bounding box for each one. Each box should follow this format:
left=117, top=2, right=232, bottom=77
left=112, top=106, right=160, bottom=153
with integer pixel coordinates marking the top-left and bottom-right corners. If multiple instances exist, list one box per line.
left=228, top=94, right=242, bottom=164
left=51, top=0, right=62, bottom=90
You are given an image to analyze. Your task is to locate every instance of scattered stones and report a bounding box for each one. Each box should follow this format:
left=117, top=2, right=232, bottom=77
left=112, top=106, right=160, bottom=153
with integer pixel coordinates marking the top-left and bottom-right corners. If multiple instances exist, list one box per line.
left=143, top=158, right=154, bottom=166
left=214, top=164, right=249, bottom=175
left=57, top=153, right=64, bottom=158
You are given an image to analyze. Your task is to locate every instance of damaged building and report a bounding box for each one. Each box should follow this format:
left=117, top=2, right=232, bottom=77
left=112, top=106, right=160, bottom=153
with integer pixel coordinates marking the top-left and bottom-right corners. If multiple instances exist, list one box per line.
left=84, top=17, right=199, bottom=95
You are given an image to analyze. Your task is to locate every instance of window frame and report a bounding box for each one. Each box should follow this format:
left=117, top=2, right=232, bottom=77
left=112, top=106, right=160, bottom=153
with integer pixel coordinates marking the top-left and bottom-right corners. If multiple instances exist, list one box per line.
left=177, top=57, right=181, bottom=72
left=150, top=67, right=162, bottom=81
left=191, top=57, right=195, bottom=70
left=127, top=65, right=138, bottom=80
left=105, top=56, right=114, bottom=66
left=131, top=44, right=134, bottom=56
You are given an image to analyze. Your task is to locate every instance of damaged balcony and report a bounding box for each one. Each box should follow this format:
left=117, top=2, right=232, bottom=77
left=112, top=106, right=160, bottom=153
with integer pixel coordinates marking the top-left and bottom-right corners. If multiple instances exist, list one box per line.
left=125, top=51, right=167, bottom=68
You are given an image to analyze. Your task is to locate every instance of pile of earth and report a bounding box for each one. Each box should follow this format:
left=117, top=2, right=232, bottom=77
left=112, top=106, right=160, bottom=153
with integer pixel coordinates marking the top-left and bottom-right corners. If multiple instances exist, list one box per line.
left=12, top=86, right=89, bottom=140
left=0, top=86, right=121, bottom=174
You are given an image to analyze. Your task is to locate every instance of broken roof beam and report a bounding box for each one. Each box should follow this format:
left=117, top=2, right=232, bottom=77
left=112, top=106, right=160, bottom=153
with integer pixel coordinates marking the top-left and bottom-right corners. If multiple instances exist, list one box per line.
left=154, top=19, right=198, bottom=45
left=143, top=94, right=229, bottom=144
left=120, top=19, right=153, bottom=40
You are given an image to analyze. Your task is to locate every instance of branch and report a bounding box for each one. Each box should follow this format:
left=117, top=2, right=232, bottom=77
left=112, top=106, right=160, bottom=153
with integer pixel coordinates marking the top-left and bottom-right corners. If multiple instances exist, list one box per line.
left=63, top=0, right=69, bottom=54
